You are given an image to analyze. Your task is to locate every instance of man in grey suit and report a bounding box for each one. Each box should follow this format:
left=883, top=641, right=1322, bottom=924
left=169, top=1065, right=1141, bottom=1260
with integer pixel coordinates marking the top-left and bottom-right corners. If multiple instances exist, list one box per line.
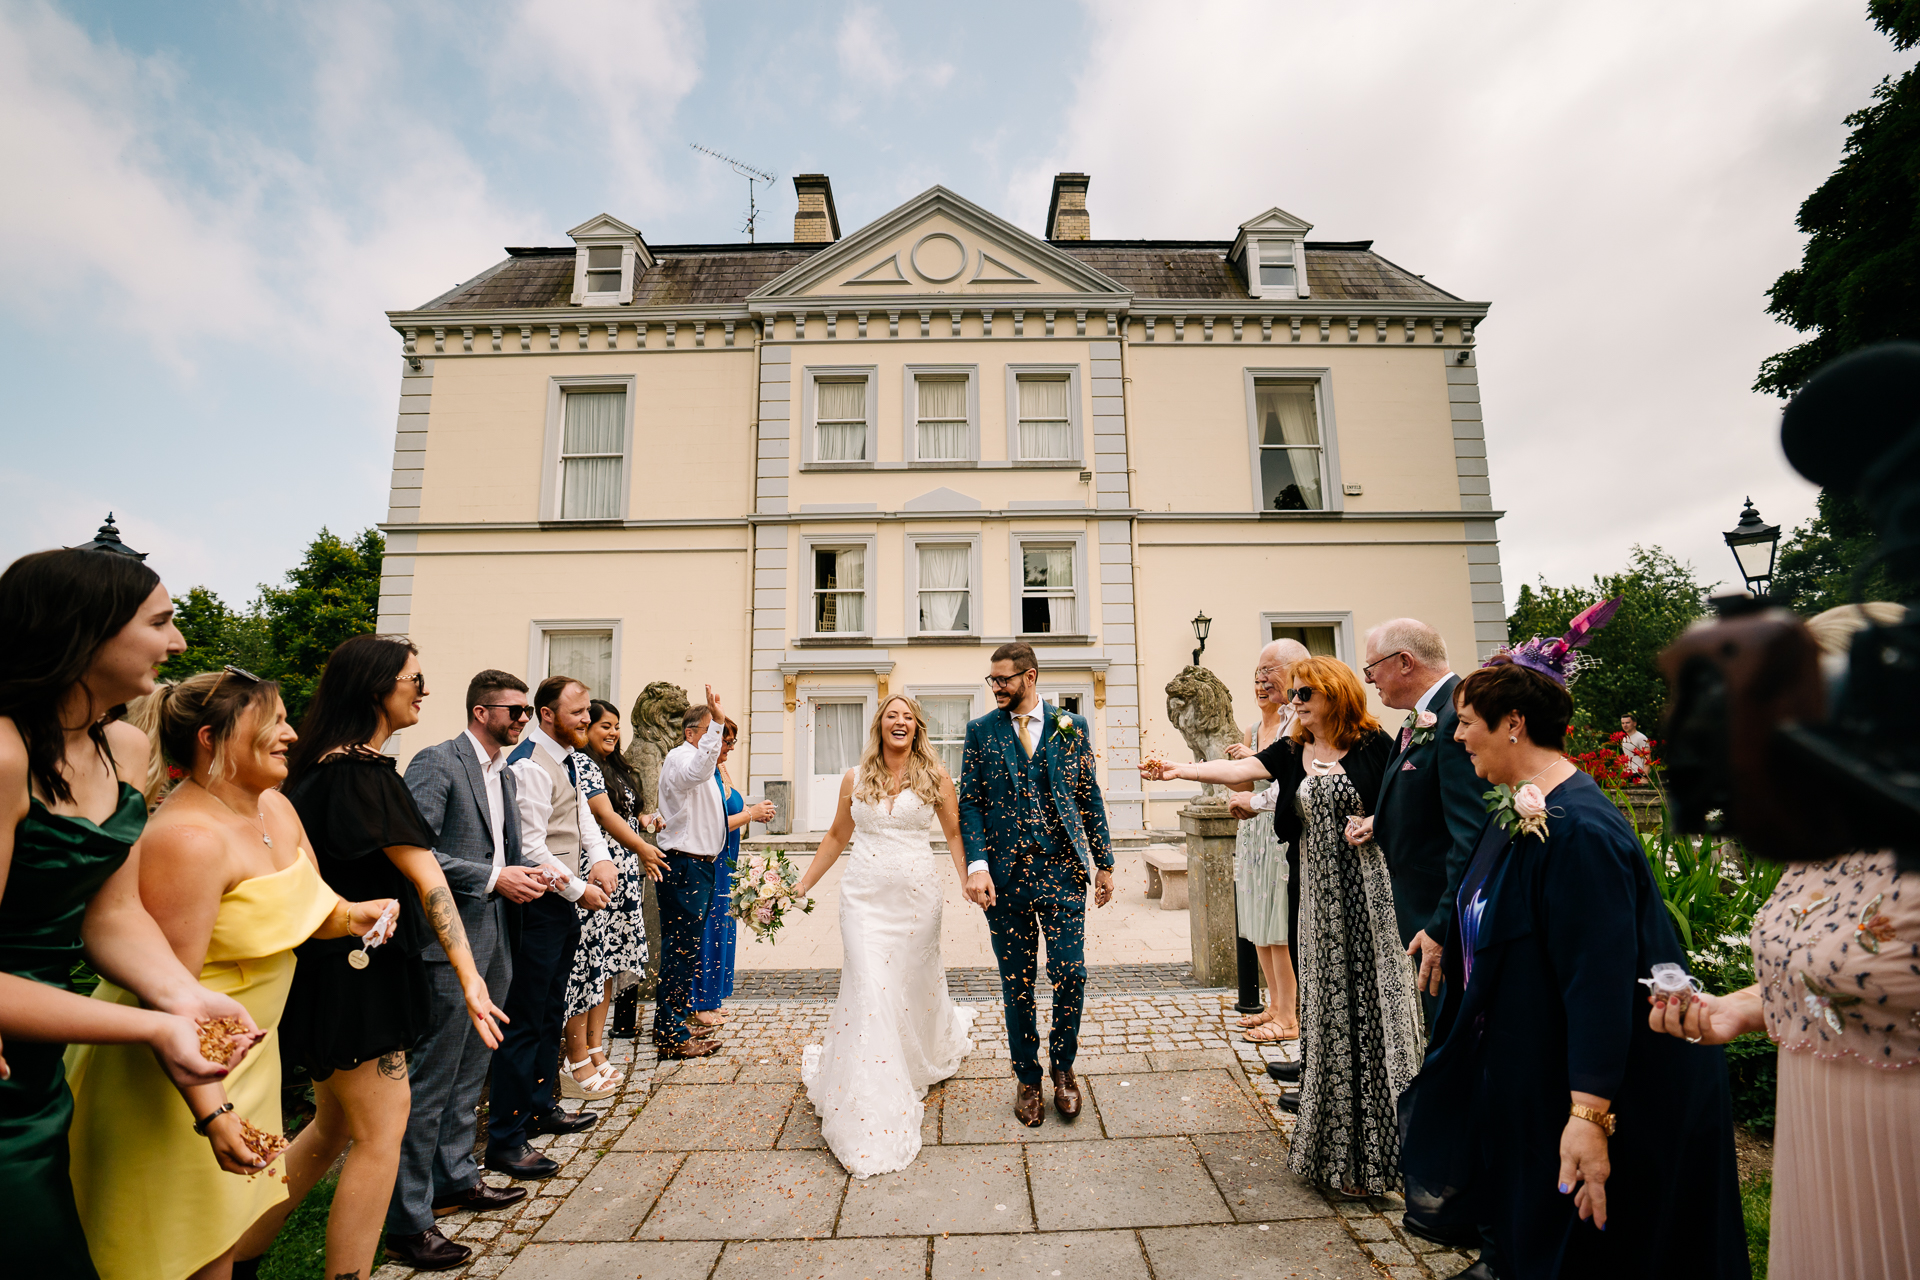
left=384, top=670, right=552, bottom=1271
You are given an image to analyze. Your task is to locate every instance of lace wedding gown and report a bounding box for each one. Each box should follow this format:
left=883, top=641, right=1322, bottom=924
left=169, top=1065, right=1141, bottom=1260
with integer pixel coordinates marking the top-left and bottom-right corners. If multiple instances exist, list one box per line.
left=801, top=789, right=976, bottom=1177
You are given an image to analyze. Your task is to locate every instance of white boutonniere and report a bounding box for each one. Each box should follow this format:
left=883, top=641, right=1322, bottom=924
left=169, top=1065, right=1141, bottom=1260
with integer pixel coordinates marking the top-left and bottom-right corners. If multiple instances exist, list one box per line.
left=1053, top=711, right=1079, bottom=742
left=1406, top=708, right=1438, bottom=746
left=1486, top=781, right=1551, bottom=840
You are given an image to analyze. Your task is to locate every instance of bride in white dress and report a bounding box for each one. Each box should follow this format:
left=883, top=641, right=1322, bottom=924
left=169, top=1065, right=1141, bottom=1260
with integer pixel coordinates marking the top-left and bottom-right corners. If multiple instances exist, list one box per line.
left=793, top=694, right=976, bottom=1178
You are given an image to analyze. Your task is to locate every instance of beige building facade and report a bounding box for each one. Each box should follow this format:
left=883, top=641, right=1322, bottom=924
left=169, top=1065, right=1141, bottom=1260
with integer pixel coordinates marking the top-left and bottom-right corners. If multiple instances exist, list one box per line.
left=377, top=176, right=1503, bottom=832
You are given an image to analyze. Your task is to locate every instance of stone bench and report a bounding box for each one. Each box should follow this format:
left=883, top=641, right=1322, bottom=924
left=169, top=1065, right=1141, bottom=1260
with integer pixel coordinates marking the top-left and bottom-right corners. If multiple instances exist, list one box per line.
left=1140, top=844, right=1190, bottom=911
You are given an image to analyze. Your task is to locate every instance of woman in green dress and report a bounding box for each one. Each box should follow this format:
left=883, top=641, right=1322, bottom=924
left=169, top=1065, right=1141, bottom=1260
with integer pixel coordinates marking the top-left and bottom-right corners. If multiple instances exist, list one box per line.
left=0, top=540, right=265, bottom=1279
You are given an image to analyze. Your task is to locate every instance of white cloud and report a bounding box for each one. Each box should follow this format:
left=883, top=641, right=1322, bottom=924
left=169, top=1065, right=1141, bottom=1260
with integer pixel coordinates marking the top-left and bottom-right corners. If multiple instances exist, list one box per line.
left=1028, top=0, right=1908, bottom=605
left=835, top=5, right=953, bottom=98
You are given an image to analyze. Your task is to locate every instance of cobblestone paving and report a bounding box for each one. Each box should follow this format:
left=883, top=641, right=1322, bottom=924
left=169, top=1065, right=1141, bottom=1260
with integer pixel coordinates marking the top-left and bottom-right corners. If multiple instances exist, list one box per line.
left=371, top=994, right=1479, bottom=1280
left=732, top=962, right=1210, bottom=1002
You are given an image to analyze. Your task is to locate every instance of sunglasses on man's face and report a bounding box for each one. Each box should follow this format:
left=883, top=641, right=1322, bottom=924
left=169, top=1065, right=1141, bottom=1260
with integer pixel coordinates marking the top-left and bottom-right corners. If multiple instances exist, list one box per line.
left=483, top=703, right=534, bottom=721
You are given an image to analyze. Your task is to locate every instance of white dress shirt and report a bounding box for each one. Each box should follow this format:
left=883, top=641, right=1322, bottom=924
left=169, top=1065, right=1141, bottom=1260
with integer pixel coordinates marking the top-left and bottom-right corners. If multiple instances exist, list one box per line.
left=657, top=718, right=726, bottom=857
left=1415, top=674, right=1454, bottom=715
left=463, top=728, right=510, bottom=895
left=506, top=724, right=610, bottom=902
left=967, top=703, right=1054, bottom=875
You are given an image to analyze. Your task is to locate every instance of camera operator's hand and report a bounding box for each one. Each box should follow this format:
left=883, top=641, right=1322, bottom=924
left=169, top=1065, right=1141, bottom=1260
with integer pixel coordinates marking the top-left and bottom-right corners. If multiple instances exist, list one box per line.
left=1647, top=983, right=1764, bottom=1046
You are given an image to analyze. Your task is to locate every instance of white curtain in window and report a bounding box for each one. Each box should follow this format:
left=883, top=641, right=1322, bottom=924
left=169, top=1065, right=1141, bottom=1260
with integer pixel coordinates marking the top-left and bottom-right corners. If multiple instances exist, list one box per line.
left=560, top=392, right=624, bottom=519
left=815, top=549, right=864, bottom=632
left=547, top=631, right=612, bottom=702
left=1024, top=548, right=1074, bottom=632
left=916, top=378, right=968, bottom=460
left=917, top=544, right=970, bottom=631
left=1256, top=381, right=1322, bottom=510
left=1257, top=382, right=1319, bottom=446
left=817, top=380, right=867, bottom=461
left=919, top=696, right=970, bottom=777
left=814, top=702, right=864, bottom=775
left=1017, top=378, right=1073, bottom=459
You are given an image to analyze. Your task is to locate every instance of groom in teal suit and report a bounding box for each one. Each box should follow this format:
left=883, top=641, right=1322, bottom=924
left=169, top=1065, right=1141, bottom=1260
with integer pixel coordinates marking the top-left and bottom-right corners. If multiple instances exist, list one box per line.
left=959, top=643, right=1114, bottom=1128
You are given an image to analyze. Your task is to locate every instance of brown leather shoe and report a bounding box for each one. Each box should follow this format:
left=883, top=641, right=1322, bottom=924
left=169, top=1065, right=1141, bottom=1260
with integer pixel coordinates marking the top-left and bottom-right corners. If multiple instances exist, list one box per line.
left=431, top=1180, right=528, bottom=1216
left=1015, top=1081, right=1045, bottom=1128
left=1051, top=1068, right=1082, bottom=1119
left=656, top=1037, right=719, bottom=1060
left=382, top=1227, right=471, bottom=1271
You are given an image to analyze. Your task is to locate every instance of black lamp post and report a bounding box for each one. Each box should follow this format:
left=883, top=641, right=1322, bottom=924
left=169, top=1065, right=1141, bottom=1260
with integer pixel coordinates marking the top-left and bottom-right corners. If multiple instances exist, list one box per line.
left=1723, top=497, right=1781, bottom=598
left=1191, top=611, right=1212, bottom=667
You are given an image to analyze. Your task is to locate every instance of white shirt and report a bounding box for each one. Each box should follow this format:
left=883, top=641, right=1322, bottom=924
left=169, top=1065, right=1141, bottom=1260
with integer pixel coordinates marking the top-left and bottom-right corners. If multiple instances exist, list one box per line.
left=1621, top=730, right=1651, bottom=775
left=506, top=724, right=610, bottom=902
left=1415, top=674, right=1454, bottom=715
left=462, top=728, right=509, bottom=895
left=968, top=703, right=1052, bottom=874
left=657, top=719, right=726, bottom=857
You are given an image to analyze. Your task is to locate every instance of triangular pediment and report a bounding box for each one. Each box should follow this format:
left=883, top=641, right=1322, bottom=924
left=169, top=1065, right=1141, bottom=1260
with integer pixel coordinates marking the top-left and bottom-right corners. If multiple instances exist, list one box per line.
left=902, top=486, right=982, bottom=512
left=752, top=186, right=1128, bottom=302
left=567, top=213, right=644, bottom=240
left=1230, top=206, right=1313, bottom=261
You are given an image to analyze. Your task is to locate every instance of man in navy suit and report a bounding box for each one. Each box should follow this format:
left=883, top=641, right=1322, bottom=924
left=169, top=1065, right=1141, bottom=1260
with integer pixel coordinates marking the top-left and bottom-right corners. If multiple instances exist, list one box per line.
left=958, top=643, right=1114, bottom=1129
left=1362, top=619, right=1486, bottom=1030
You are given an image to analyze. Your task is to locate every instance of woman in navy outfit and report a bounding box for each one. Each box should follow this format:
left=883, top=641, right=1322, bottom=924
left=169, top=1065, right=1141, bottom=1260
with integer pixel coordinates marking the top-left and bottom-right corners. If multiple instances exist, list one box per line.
left=1397, top=607, right=1748, bottom=1279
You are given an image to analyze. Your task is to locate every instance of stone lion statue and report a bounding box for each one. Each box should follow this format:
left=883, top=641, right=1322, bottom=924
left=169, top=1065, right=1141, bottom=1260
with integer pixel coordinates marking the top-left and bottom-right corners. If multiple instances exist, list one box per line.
left=1164, top=666, right=1238, bottom=797
left=623, top=681, right=690, bottom=813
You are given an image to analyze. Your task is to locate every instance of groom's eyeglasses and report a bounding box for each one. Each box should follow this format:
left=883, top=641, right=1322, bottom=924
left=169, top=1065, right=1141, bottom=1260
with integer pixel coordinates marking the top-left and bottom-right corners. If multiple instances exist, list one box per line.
left=984, top=674, right=1031, bottom=690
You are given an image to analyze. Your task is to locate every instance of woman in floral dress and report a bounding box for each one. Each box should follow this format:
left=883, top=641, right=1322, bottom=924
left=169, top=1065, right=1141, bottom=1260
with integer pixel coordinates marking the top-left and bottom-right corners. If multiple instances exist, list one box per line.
left=560, top=701, right=661, bottom=1098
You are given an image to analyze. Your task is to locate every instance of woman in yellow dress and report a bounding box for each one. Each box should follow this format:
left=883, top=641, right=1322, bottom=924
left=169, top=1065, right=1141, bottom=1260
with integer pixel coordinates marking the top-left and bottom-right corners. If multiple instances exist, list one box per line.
left=65, top=668, right=396, bottom=1280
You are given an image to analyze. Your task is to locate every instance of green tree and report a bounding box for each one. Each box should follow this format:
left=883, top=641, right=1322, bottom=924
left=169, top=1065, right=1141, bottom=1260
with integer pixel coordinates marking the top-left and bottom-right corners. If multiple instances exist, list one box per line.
left=1505, top=546, right=1709, bottom=735
left=159, top=587, right=272, bottom=683
left=1771, top=488, right=1916, bottom=613
left=1754, top=5, right=1920, bottom=397
left=256, top=527, right=385, bottom=723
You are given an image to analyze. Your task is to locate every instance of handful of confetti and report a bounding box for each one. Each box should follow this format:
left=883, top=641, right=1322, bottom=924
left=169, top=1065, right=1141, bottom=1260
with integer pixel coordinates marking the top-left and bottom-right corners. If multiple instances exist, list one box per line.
left=1141, top=751, right=1169, bottom=777
left=729, top=849, right=814, bottom=944
left=239, top=1119, right=291, bottom=1181
left=196, top=1017, right=252, bottom=1067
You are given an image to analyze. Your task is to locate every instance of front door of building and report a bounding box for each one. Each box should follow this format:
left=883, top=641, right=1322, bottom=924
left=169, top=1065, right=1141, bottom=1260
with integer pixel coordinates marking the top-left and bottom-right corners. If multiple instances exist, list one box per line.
left=807, top=698, right=866, bottom=831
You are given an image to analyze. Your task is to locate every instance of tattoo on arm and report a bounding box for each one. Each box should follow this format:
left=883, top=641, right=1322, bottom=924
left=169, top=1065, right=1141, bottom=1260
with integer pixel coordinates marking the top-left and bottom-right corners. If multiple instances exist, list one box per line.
left=424, top=885, right=471, bottom=961
left=333, top=1272, right=362, bottom=1280
left=377, top=1051, right=407, bottom=1081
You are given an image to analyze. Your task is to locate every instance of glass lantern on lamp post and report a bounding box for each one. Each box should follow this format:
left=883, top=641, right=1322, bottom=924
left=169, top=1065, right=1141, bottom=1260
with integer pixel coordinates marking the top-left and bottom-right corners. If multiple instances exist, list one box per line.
left=1191, top=611, right=1212, bottom=667
left=1724, top=497, right=1782, bottom=599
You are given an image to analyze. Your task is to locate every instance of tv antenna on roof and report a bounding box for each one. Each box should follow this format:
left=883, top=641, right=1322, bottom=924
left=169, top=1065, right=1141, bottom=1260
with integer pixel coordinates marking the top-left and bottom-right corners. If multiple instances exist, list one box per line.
left=690, top=143, right=777, bottom=243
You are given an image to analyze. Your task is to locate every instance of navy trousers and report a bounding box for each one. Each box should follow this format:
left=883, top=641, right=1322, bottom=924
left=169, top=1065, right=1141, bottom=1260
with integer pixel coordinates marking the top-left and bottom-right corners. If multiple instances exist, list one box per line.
left=652, top=852, right=716, bottom=1048
left=986, top=897, right=1087, bottom=1085
left=487, top=893, right=579, bottom=1151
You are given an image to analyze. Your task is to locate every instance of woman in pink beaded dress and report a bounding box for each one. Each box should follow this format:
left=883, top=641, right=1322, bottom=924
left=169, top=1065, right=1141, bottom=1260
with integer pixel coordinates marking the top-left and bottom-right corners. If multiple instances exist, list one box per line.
left=1650, top=604, right=1918, bottom=1280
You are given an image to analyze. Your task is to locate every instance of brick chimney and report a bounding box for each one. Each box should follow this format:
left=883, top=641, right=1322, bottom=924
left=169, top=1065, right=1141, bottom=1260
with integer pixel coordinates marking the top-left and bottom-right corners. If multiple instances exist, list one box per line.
left=1046, top=173, right=1090, bottom=241
left=792, top=174, right=841, bottom=243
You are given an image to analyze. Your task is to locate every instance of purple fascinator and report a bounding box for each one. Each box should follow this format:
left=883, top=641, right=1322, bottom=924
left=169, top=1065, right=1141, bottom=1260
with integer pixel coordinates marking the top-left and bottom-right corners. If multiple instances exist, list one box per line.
left=1492, top=596, right=1623, bottom=686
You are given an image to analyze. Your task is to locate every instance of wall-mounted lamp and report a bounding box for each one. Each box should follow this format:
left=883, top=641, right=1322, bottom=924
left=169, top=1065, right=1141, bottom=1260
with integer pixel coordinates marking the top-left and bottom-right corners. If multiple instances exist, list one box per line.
left=1191, top=610, right=1212, bottom=667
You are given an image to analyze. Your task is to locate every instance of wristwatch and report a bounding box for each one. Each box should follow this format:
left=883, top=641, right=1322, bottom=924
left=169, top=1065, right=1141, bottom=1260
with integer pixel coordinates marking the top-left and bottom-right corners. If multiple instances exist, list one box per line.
left=1569, top=1103, right=1616, bottom=1137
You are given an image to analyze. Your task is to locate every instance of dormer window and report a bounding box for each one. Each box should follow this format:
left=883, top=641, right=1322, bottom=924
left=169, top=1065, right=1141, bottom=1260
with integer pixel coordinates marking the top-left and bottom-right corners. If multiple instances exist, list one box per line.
left=585, top=247, right=623, bottom=294
left=1232, top=206, right=1314, bottom=302
left=566, top=212, right=652, bottom=306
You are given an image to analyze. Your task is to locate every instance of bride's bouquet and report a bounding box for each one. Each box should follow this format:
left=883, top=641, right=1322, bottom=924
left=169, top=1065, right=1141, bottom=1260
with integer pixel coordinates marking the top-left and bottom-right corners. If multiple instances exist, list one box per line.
left=730, top=849, right=815, bottom=944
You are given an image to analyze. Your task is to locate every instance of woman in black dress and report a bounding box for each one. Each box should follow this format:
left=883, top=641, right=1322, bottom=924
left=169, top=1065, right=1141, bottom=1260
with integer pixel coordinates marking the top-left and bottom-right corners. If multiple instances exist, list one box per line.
left=235, top=635, right=504, bottom=1280
left=1398, top=640, right=1747, bottom=1278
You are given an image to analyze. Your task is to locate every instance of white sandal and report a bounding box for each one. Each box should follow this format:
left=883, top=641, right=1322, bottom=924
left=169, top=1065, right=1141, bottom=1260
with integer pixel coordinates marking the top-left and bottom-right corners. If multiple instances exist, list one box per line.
left=587, top=1050, right=624, bottom=1085
left=560, top=1056, right=618, bottom=1100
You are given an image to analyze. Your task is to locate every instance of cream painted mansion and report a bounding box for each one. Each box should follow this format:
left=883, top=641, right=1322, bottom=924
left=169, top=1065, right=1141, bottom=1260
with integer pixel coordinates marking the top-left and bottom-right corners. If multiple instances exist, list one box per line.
left=374, top=175, right=1504, bottom=833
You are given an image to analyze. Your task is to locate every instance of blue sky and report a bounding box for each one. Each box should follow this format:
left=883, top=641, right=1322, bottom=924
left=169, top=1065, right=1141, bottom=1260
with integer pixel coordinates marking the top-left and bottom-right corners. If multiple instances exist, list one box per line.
left=0, top=1, right=1908, bottom=611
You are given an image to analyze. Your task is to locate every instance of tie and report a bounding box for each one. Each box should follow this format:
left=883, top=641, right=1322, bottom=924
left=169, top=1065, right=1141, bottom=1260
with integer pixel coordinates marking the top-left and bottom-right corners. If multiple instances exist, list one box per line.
left=1397, top=722, right=1414, bottom=754
left=1017, top=715, right=1034, bottom=758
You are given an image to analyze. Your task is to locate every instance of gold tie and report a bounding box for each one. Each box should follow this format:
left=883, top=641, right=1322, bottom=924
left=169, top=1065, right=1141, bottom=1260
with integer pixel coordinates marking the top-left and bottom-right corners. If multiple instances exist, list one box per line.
left=1017, top=715, right=1034, bottom=758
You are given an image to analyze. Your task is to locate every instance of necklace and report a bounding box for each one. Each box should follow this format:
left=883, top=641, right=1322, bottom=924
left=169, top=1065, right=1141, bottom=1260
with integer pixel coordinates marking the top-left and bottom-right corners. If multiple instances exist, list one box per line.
left=194, top=779, right=273, bottom=848
left=1518, top=758, right=1567, bottom=787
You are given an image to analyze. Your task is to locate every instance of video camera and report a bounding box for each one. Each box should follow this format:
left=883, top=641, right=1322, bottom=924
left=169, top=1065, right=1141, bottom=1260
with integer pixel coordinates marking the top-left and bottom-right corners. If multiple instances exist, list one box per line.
left=1659, top=343, right=1920, bottom=871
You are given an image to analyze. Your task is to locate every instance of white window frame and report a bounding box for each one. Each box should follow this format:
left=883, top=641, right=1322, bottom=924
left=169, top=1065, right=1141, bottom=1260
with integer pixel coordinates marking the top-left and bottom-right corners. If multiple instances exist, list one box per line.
left=1244, top=367, right=1345, bottom=514
left=540, top=375, right=636, bottom=522
left=1037, top=681, right=1095, bottom=721
left=1011, top=531, right=1089, bottom=640
left=800, top=365, right=879, bottom=469
left=1005, top=364, right=1084, bottom=465
left=571, top=242, right=638, bottom=305
left=903, top=532, right=983, bottom=639
left=801, top=533, right=878, bottom=639
left=1259, top=610, right=1356, bottom=666
left=1248, top=237, right=1305, bottom=301
left=801, top=689, right=875, bottom=832
left=904, top=685, right=985, bottom=780
left=527, top=618, right=623, bottom=709
left=903, top=364, right=980, bottom=465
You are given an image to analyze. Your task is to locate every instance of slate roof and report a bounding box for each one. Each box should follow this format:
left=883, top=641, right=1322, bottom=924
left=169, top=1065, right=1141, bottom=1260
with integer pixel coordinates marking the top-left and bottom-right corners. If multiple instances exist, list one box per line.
left=1057, top=241, right=1461, bottom=302
left=413, top=239, right=1460, bottom=311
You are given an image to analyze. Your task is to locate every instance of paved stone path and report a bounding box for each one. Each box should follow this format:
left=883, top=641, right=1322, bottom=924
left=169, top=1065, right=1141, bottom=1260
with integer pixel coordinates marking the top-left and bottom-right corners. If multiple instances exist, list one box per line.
left=731, top=963, right=1209, bottom=1003
left=375, top=994, right=1479, bottom=1280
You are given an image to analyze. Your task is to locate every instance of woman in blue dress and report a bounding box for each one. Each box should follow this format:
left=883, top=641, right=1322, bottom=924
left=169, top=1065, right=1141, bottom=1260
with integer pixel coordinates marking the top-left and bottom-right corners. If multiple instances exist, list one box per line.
left=692, top=720, right=773, bottom=1025
left=1398, top=608, right=1748, bottom=1279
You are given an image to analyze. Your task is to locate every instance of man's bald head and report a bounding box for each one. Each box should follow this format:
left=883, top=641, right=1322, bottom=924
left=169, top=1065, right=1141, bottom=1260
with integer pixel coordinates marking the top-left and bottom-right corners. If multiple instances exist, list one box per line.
left=1261, top=638, right=1310, bottom=668
left=1363, top=617, right=1452, bottom=710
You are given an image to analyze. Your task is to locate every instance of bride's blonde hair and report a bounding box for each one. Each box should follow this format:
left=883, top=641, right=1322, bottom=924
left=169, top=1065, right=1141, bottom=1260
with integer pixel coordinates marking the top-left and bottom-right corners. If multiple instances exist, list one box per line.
left=852, top=694, right=947, bottom=807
